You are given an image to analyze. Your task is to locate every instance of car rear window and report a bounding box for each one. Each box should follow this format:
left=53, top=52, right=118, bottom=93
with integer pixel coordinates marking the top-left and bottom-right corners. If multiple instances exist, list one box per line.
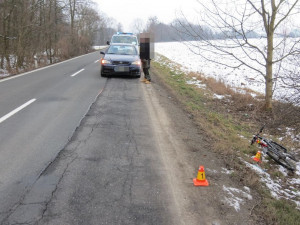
left=107, top=45, right=137, bottom=55
left=111, top=36, right=138, bottom=45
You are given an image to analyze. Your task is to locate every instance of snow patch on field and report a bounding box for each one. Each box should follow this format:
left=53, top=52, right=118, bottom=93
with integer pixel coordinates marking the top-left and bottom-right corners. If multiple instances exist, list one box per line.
left=213, top=94, right=226, bottom=100
left=221, top=168, right=234, bottom=174
left=92, top=45, right=107, bottom=50
left=277, top=127, right=300, bottom=145
left=244, top=160, right=300, bottom=209
left=0, top=69, right=9, bottom=77
left=222, top=185, right=252, bottom=211
left=186, top=77, right=206, bottom=89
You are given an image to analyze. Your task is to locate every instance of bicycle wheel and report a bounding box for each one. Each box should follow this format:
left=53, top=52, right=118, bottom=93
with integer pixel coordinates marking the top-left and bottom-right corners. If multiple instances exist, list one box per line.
left=284, top=152, right=298, bottom=162
left=270, top=141, right=287, bottom=153
left=266, top=150, right=296, bottom=172
left=270, top=141, right=298, bottom=162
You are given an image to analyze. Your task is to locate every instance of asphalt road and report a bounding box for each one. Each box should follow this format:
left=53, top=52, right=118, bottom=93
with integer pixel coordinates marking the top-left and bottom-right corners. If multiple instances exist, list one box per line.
left=0, top=52, right=106, bottom=223
left=0, top=52, right=181, bottom=225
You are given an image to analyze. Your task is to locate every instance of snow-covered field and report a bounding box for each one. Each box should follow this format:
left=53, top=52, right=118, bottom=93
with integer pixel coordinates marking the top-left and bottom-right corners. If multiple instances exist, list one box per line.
left=155, top=40, right=299, bottom=102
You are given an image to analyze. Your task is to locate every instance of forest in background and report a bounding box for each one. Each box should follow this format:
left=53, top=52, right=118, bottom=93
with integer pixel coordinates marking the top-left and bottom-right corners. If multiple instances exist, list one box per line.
left=0, top=0, right=118, bottom=74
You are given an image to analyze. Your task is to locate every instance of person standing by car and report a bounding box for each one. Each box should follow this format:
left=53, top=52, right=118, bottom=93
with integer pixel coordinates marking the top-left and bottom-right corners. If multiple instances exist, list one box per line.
left=140, top=33, right=154, bottom=84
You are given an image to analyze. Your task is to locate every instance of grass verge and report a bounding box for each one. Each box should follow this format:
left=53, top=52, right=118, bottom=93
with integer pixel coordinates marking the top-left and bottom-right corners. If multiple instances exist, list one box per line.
left=151, top=54, right=300, bottom=225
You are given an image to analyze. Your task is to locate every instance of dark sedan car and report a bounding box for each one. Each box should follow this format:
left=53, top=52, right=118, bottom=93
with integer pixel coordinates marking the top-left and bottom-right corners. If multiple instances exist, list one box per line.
left=100, top=44, right=141, bottom=78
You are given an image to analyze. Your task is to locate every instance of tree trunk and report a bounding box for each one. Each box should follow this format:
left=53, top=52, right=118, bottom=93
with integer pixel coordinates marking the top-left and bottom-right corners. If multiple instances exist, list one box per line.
left=265, top=33, right=274, bottom=110
left=265, top=59, right=273, bottom=110
left=69, top=0, right=76, bottom=56
left=264, top=0, right=277, bottom=111
left=1, top=0, right=12, bottom=71
left=48, top=0, right=53, bottom=64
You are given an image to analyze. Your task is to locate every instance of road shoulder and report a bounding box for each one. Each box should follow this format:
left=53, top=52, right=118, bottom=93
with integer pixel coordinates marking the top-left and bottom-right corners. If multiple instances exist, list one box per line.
left=142, top=70, right=259, bottom=224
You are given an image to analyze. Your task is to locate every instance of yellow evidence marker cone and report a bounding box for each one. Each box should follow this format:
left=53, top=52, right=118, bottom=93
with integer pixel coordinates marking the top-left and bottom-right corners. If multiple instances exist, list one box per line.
left=252, top=151, right=261, bottom=162
left=193, top=165, right=209, bottom=186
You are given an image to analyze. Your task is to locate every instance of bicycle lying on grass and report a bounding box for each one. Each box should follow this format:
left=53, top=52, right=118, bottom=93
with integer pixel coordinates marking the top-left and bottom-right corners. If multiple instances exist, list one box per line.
left=251, top=126, right=298, bottom=172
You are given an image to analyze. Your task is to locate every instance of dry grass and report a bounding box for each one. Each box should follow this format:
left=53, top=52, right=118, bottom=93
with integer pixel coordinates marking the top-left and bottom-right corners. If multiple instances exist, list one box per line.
left=198, top=71, right=299, bottom=139
left=154, top=53, right=300, bottom=150
left=152, top=55, right=300, bottom=225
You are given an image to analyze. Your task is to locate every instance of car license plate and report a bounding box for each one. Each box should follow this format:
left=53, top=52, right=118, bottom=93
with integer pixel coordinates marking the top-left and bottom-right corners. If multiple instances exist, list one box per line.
left=114, top=66, right=129, bottom=72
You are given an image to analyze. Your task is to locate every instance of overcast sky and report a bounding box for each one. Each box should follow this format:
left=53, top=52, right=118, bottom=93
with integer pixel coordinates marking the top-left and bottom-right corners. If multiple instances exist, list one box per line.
left=95, top=0, right=200, bottom=31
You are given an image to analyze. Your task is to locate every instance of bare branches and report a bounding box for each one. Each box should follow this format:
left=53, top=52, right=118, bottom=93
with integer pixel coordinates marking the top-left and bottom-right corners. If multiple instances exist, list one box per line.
left=130, top=18, right=144, bottom=34
left=175, top=0, right=300, bottom=110
left=274, top=0, right=299, bottom=30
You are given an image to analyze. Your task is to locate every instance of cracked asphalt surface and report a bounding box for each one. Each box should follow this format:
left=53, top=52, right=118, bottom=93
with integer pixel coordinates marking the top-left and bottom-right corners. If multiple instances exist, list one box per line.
left=3, top=77, right=180, bottom=225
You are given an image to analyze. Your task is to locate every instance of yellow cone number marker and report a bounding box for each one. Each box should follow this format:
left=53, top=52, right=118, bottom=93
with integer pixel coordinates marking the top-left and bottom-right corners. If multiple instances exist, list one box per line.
left=193, top=165, right=209, bottom=186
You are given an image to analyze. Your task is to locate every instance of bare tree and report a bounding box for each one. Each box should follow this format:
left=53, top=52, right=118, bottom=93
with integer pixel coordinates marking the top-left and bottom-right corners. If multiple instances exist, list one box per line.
left=94, top=15, right=117, bottom=45
left=175, top=0, right=300, bottom=110
left=130, top=18, right=144, bottom=34
left=280, top=54, right=300, bottom=104
left=0, top=0, right=17, bottom=71
left=117, top=22, right=123, bottom=32
left=145, top=16, right=159, bottom=34
left=76, top=2, right=100, bottom=52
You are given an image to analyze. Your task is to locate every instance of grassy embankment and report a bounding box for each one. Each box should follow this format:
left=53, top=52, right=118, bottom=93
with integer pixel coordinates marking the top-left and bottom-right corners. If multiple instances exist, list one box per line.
left=151, top=54, right=300, bottom=225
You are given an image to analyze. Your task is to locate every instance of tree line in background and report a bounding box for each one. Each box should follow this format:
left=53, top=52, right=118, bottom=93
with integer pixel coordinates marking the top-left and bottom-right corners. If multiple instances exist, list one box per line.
left=0, top=0, right=117, bottom=74
left=129, top=15, right=300, bottom=44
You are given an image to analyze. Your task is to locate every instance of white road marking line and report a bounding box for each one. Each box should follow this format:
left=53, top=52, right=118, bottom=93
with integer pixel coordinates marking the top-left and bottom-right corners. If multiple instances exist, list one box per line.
left=0, top=99, right=36, bottom=124
left=94, top=60, right=99, bottom=63
left=70, top=68, right=85, bottom=77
